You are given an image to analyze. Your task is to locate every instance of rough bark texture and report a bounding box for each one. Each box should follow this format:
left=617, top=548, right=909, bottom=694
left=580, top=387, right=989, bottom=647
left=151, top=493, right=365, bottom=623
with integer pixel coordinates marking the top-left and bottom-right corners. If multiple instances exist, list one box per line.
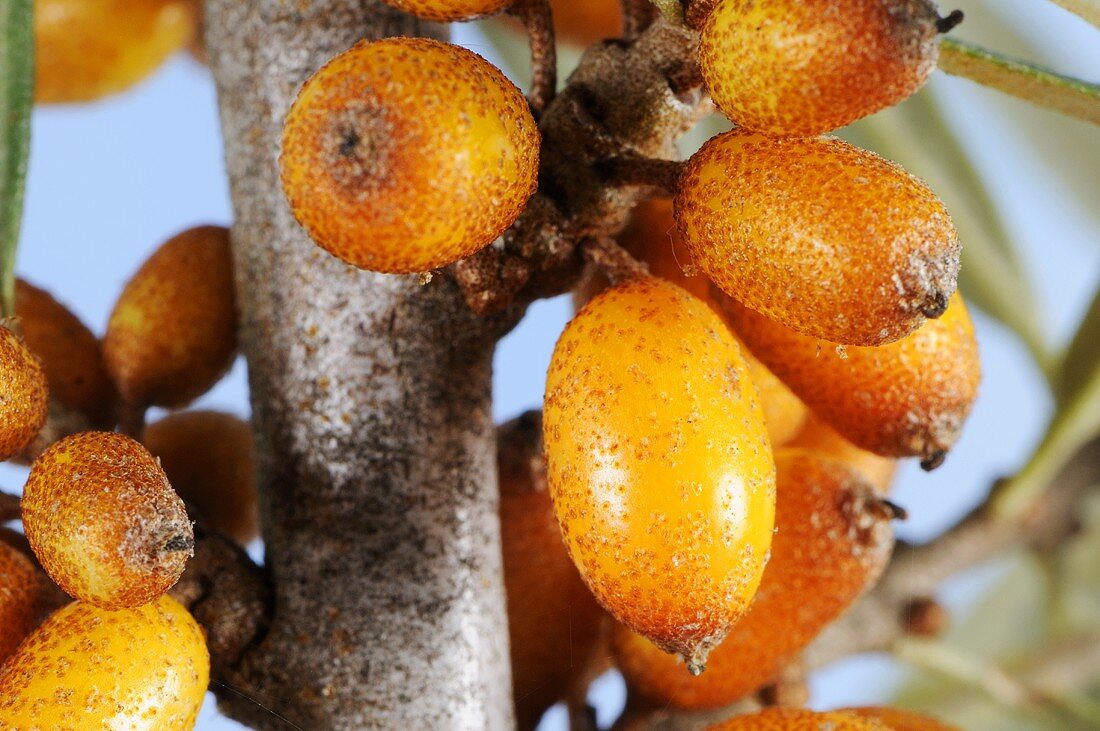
left=204, top=2, right=515, bottom=728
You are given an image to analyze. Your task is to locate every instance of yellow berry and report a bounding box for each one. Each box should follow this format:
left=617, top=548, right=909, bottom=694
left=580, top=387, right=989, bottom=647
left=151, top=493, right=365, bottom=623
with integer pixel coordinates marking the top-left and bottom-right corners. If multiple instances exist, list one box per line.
left=0, top=596, right=209, bottom=729
left=613, top=449, right=894, bottom=709
left=280, top=37, right=539, bottom=274
left=675, top=131, right=959, bottom=346
left=0, top=541, right=41, bottom=661
left=22, top=432, right=193, bottom=609
left=104, top=225, right=237, bottom=410
left=846, top=707, right=961, bottom=731
left=143, top=410, right=259, bottom=546
left=788, top=415, right=897, bottom=494
left=545, top=277, right=775, bottom=667
left=0, top=326, right=48, bottom=461
left=35, top=0, right=199, bottom=104
left=722, top=293, right=979, bottom=460
left=699, top=0, right=942, bottom=136
left=706, top=708, right=892, bottom=730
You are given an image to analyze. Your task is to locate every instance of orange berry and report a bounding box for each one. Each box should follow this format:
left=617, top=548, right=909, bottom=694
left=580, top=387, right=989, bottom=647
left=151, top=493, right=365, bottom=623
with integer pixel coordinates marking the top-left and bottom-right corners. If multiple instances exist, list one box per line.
left=143, top=410, right=259, bottom=545
left=675, top=131, right=959, bottom=346
left=613, top=449, right=894, bottom=709
left=382, top=0, right=511, bottom=21
left=616, top=198, right=807, bottom=445
left=22, top=432, right=193, bottom=609
left=0, top=326, right=48, bottom=461
left=699, top=0, right=941, bottom=136
left=706, top=708, right=891, bottom=730
left=551, top=0, right=622, bottom=45
left=35, top=0, right=199, bottom=103
left=0, top=596, right=209, bottom=728
left=104, top=225, right=237, bottom=410
left=498, top=412, right=605, bottom=730
left=788, top=415, right=897, bottom=494
left=280, top=38, right=539, bottom=274
left=722, top=293, right=979, bottom=461
left=16, top=279, right=117, bottom=429
left=545, top=277, right=775, bottom=667
left=0, top=541, right=41, bottom=660
left=846, top=707, right=960, bottom=731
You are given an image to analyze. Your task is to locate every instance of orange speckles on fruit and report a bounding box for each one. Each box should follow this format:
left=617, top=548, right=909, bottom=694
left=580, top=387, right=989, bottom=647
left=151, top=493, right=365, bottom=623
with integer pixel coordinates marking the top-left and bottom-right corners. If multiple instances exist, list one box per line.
left=723, top=293, right=979, bottom=460
left=280, top=37, right=539, bottom=274
left=382, top=0, right=511, bottom=21
left=0, top=542, right=41, bottom=660
left=0, top=326, right=48, bottom=461
left=22, top=432, right=193, bottom=609
left=614, top=450, right=894, bottom=709
left=104, top=225, right=237, bottom=410
left=699, top=0, right=941, bottom=136
left=0, top=596, right=209, bottom=729
left=846, top=707, right=961, bottom=731
left=706, top=708, right=892, bottom=730
left=35, top=0, right=199, bottom=104
left=545, top=277, right=775, bottom=666
left=675, top=131, right=960, bottom=346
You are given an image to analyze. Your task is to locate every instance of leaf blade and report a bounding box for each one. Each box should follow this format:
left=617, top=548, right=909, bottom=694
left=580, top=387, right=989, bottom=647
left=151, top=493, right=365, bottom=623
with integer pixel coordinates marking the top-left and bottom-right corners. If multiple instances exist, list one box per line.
left=0, top=0, right=33, bottom=318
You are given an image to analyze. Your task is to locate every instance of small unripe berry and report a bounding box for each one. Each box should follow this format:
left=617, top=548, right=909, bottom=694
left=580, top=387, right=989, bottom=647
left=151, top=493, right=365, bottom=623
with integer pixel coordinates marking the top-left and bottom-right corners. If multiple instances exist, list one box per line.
left=0, top=541, right=41, bottom=660
left=35, top=0, right=199, bottom=103
left=22, top=432, right=193, bottom=609
left=281, top=38, right=539, bottom=274
left=0, top=326, right=48, bottom=460
left=846, top=707, right=961, bottom=730
left=706, top=708, right=892, bottom=730
left=545, top=277, right=775, bottom=668
left=614, top=450, right=894, bottom=709
left=675, top=131, right=960, bottom=346
left=104, top=225, right=237, bottom=410
left=143, top=410, right=259, bottom=545
left=722, top=293, right=979, bottom=460
left=699, top=0, right=942, bottom=136
left=0, top=596, right=209, bottom=728
left=788, top=416, right=897, bottom=494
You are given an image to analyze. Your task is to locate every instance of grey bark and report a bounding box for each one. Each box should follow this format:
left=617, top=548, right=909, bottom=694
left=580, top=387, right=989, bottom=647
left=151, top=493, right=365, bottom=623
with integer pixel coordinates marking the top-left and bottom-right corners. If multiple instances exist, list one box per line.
left=203, top=2, right=515, bottom=728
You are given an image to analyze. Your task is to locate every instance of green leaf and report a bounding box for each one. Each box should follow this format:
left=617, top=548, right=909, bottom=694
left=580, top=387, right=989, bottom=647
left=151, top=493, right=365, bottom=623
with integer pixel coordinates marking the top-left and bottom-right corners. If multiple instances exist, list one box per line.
left=939, top=37, right=1100, bottom=125
left=1045, top=0, right=1100, bottom=29
left=0, top=0, right=33, bottom=318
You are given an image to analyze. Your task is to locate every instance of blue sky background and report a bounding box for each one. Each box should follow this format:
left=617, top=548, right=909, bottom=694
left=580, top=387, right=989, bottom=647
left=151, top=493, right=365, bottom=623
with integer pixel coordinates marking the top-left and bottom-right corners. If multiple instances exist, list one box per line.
left=2, top=0, right=1098, bottom=728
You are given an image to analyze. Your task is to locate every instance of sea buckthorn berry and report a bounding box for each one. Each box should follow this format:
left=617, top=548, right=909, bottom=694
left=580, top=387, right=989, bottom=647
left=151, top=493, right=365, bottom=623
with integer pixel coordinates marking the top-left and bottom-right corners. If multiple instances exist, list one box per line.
left=706, top=708, right=892, bottom=730
left=789, top=415, right=897, bottom=494
left=722, top=293, right=979, bottom=461
left=544, top=277, right=775, bottom=668
left=143, top=411, right=259, bottom=545
left=613, top=449, right=894, bottom=709
left=35, top=0, right=199, bottom=104
left=675, top=131, right=960, bottom=346
left=616, top=198, right=807, bottom=445
left=499, top=411, right=606, bottom=730
left=381, top=0, right=511, bottom=21
left=0, top=542, right=41, bottom=660
left=22, top=432, right=194, bottom=609
left=846, top=707, right=960, bottom=730
left=550, top=0, right=622, bottom=45
left=280, top=38, right=539, bottom=274
left=104, top=225, right=237, bottom=410
left=16, top=279, right=117, bottom=429
left=699, top=0, right=942, bottom=136
left=0, top=596, right=209, bottom=728
left=0, top=326, right=48, bottom=461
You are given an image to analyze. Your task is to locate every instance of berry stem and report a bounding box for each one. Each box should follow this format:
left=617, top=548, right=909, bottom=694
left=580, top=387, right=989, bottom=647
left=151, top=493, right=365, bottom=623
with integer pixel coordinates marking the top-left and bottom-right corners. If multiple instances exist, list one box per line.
left=582, top=237, right=650, bottom=283
left=514, top=0, right=557, bottom=118
left=0, top=0, right=33, bottom=319
left=621, top=0, right=657, bottom=40
left=0, top=490, right=19, bottom=522
left=598, top=156, right=684, bottom=194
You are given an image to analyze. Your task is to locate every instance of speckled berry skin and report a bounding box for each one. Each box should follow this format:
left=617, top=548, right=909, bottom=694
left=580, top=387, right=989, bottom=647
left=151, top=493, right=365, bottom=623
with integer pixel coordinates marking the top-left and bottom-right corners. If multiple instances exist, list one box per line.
left=789, top=416, right=896, bottom=494
left=280, top=37, right=540, bottom=274
left=722, top=293, right=979, bottom=460
left=104, top=225, right=237, bottom=410
left=699, top=0, right=941, bottom=136
left=0, top=596, right=209, bottom=729
left=0, top=326, right=48, bottom=461
left=847, top=707, right=961, bottom=731
left=382, top=0, right=511, bottom=21
left=614, top=450, right=893, bottom=709
left=706, top=708, right=893, bottom=730
left=35, top=0, right=199, bottom=104
left=544, top=277, right=775, bottom=667
left=675, top=131, right=959, bottom=346
left=22, top=432, right=193, bottom=609
left=0, top=541, right=42, bottom=661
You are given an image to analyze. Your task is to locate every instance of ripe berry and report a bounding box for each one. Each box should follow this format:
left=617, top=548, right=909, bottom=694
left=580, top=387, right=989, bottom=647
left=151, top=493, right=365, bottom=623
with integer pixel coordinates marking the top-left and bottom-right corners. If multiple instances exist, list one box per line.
left=551, top=0, right=622, bottom=45
left=143, top=410, right=259, bottom=545
left=0, top=326, right=48, bottom=461
left=0, top=596, right=209, bottom=728
left=381, top=0, right=511, bottom=21
left=35, top=0, right=199, bottom=103
left=846, top=707, right=960, bottom=730
left=499, top=412, right=606, bottom=730
left=545, top=277, right=775, bottom=668
left=788, top=416, right=897, bottom=494
left=722, top=293, right=979, bottom=461
left=22, top=432, right=193, bottom=609
left=675, top=131, right=959, bottom=346
left=706, top=708, right=891, bottom=730
left=613, top=449, right=894, bottom=708
left=280, top=38, right=539, bottom=274
left=699, top=0, right=943, bottom=136
left=0, top=541, right=41, bottom=660
left=16, top=279, right=117, bottom=429
left=104, top=225, right=237, bottom=410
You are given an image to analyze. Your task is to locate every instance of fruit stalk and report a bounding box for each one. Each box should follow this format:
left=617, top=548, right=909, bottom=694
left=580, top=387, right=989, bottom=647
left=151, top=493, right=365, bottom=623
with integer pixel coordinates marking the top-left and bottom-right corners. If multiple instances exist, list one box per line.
left=203, top=1, right=514, bottom=728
